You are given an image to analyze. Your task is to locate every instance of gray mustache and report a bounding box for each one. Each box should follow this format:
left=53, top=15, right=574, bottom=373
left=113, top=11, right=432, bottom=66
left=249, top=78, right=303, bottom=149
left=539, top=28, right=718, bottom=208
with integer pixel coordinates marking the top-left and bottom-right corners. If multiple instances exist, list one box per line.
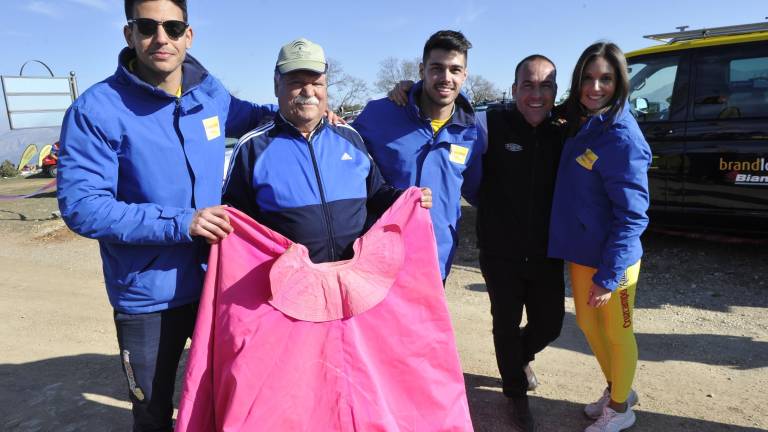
left=293, top=95, right=320, bottom=105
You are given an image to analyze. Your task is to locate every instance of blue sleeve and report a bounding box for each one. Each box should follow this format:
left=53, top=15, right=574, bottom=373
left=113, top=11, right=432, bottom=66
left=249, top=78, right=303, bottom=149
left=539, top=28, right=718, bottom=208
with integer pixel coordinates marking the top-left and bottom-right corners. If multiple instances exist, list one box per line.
left=222, top=138, right=259, bottom=218
left=351, top=105, right=373, bottom=146
left=347, top=106, right=401, bottom=215
left=56, top=107, right=195, bottom=245
left=460, top=115, right=485, bottom=207
left=224, top=94, right=278, bottom=138
left=593, top=132, right=651, bottom=290
left=365, top=153, right=402, bottom=216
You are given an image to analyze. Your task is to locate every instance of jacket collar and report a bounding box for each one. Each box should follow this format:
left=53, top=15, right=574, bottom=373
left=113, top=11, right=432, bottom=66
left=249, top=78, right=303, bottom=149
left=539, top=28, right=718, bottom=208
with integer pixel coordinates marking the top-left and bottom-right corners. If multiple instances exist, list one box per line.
left=581, top=100, right=631, bottom=133
left=507, top=106, right=537, bottom=132
left=274, top=112, right=327, bottom=139
left=115, top=47, right=209, bottom=98
left=406, top=80, right=476, bottom=128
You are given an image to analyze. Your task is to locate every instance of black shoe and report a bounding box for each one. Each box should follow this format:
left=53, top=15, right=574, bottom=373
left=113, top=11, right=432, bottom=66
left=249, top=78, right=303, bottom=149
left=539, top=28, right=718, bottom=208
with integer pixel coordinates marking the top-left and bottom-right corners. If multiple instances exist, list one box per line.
left=507, top=396, right=535, bottom=432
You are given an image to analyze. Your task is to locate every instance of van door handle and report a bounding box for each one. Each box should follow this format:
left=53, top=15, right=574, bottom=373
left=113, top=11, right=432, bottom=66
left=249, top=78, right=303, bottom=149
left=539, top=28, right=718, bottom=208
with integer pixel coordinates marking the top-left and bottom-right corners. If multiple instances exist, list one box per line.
left=649, top=128, right=675, bottom=138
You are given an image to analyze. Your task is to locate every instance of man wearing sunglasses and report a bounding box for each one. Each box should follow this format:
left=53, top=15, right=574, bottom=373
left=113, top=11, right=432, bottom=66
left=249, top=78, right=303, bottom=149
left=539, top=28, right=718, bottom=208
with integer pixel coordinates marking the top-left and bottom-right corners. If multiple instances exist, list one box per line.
left=56, top=1, right=278, bottom=430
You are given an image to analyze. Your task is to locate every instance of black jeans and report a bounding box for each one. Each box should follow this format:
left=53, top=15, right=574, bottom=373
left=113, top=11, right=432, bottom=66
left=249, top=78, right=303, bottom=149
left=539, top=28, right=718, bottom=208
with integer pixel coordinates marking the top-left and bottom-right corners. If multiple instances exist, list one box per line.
left=479, top=252, right=565, bottom=398
left=114, top=302, right=198, bottom=432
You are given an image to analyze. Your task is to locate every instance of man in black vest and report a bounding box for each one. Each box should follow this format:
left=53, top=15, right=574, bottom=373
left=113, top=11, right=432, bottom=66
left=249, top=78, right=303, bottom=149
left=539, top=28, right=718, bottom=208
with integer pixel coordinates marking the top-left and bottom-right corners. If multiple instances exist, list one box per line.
left=475, top=55, right=565, bottom=432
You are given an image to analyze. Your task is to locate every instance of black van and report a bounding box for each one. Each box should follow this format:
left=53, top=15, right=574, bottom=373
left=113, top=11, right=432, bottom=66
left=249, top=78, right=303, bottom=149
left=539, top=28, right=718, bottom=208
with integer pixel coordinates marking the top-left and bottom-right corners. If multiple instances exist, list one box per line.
left=626, top=22, right=768, bottom=235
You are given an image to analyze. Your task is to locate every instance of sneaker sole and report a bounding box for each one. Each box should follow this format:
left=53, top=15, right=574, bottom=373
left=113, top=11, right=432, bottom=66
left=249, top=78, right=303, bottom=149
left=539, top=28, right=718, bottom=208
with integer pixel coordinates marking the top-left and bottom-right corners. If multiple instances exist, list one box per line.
left=584, top=391, right=639, bottom=420
left=585, top=409, right=636, bottom=432
left=617, top=410, right=637, bottom=431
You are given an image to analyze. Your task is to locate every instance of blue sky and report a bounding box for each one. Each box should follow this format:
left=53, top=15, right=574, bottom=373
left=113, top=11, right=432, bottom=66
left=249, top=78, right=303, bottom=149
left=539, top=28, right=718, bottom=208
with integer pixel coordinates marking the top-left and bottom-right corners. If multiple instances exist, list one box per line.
left=0, top=0, right=766, bottom=129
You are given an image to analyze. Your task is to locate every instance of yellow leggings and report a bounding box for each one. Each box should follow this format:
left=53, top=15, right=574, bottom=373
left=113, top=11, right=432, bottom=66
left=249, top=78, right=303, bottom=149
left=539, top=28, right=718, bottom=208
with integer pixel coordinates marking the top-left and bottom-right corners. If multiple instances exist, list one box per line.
left=569, top=261, right=640, bottom=404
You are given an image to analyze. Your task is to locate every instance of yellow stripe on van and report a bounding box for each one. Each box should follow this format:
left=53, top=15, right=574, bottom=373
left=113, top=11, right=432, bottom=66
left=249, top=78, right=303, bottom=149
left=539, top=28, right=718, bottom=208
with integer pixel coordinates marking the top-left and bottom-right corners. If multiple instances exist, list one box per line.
left=626, top=32, right=768, bottom=58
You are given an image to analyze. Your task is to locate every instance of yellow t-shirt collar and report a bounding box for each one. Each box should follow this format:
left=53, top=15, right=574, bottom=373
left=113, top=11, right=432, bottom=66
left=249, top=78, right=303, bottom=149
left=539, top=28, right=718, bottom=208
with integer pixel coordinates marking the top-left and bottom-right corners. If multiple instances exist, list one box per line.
left=430, top=105, right=455, bottom=136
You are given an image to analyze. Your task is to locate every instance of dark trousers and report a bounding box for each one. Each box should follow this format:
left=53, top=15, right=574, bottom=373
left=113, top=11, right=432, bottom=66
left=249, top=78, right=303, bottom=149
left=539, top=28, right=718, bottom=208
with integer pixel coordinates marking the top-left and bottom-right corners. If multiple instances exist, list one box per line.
left=479, top=252, right=565, bottom=397
left=114, top=302, right=198, bottom=432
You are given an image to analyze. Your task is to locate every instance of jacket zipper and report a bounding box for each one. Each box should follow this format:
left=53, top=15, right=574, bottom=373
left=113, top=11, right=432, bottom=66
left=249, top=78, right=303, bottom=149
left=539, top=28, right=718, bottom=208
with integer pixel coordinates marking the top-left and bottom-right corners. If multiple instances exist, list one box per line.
left=173, top=98, right=197, bottom=208
left=305, top=131, right=337, bottom=261
left=525, top=128, right=540, bottom=263
left=417, top=119, right=450, bottom=186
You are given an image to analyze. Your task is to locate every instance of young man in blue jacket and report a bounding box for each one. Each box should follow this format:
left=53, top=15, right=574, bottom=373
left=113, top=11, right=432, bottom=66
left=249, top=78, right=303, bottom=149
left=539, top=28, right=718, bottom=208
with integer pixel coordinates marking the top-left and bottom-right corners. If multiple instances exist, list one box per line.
left=56, top=1, right=276, bottom=430
left=353, top=30, right=482, bottom=282
left=224, top=38, right=430, bottom=263
left=387, top=56, right=565, bottom=431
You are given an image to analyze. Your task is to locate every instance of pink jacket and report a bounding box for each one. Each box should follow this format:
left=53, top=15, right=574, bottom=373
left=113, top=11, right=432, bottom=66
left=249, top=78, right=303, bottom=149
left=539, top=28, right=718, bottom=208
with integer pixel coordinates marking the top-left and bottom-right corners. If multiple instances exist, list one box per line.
left=176, top=188, right=473, bottom=431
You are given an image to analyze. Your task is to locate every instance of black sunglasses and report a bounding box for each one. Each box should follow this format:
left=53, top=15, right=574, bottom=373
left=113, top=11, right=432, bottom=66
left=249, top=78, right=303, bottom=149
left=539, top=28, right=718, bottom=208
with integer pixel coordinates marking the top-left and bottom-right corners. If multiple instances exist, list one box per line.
left=128, top=18, right=189, bottom=39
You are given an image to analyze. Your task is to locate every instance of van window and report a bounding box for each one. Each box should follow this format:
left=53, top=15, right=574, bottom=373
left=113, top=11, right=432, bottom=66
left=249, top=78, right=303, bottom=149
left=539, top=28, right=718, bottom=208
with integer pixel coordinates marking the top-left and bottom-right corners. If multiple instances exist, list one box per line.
left=628, top=56, right=680, bottom=122
left=694, top=48, right=768, bottom=120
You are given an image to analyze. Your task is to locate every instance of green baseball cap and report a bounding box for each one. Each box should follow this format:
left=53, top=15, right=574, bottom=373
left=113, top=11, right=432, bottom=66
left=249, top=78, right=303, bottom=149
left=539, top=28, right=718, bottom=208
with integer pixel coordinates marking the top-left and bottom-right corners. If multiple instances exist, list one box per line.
left=276, top=38, right=327, bottom=74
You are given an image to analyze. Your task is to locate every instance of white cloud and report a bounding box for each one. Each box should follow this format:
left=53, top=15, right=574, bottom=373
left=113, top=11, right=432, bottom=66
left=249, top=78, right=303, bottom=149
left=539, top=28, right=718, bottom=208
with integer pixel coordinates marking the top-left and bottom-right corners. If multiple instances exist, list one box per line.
left=23, top=0, right=114, bottom=19
left=25, top=1, right=59, bottom=17
left=1, top=29, right=29, bottom=38
left=67, top=0, right=111, bottom=11
left=454, top=2, right=488, bottom=26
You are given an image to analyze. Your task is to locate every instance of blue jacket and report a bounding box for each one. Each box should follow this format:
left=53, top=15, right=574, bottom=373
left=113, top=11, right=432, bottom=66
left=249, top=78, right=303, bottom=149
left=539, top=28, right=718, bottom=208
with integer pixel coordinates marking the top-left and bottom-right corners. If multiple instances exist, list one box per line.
left=548, top=103, right=651, bottom=290
left=353, top=82, right=482, bottom=279
left=57, top=48, right=275, bottom=313
left=222, top=115, right=401, bottom=263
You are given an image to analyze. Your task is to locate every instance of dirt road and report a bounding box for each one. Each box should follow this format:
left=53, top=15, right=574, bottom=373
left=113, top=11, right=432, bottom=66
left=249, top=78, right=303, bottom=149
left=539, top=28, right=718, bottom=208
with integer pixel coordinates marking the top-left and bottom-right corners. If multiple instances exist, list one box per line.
left=1, top=177, right=766, bottom=431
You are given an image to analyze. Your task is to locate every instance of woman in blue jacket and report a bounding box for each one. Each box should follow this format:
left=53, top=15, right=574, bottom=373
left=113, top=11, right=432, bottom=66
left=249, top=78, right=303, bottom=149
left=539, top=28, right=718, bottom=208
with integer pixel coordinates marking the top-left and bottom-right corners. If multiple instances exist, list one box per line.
left=549, top=42, right=651, bottom=432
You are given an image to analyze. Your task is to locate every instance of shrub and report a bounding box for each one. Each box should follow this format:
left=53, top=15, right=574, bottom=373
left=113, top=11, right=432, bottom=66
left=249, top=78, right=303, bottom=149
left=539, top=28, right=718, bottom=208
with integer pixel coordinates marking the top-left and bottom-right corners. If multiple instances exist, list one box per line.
left=0, top=160, right=18, bottom=177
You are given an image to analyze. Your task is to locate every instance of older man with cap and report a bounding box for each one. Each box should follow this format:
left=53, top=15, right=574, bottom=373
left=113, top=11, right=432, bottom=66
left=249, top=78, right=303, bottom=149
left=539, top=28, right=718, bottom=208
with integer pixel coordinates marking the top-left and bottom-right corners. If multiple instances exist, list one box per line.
left=223, top=38, right=431, bottom=262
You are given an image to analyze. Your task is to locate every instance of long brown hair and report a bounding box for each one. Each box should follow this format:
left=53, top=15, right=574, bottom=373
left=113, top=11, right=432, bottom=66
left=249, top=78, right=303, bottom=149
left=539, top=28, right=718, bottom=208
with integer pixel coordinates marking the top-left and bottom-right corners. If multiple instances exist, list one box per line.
left=563, top=42, right=629, bottom=135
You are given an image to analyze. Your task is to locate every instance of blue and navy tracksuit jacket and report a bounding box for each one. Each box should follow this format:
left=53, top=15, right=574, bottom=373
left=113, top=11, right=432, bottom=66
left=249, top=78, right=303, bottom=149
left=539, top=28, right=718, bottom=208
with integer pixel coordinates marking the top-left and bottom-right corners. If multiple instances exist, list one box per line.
left=548, top=103, right=651, bottom=290
left=222, top=115, right=401, bottom=263
left=57, top=48, right=275, bottom=314
left=353, top=81, right=482, bottom=279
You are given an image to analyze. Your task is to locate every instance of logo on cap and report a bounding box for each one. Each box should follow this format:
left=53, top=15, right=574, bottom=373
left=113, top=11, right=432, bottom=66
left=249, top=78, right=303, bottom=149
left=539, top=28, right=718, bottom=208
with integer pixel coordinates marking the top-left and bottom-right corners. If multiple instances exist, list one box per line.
left=276, top=37, right=327, bottom=75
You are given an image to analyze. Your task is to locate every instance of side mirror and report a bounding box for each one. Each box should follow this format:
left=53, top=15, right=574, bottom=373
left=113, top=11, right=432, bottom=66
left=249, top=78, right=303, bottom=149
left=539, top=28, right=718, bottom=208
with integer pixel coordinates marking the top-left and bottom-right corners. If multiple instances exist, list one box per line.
left=633, top=97, right=649, bottom=113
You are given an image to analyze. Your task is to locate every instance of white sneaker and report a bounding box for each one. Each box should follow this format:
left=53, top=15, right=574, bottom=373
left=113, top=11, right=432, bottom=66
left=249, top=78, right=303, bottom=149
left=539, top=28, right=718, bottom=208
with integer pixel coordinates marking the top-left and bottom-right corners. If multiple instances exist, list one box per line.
left=584, top=388, right=638, bottom=419
left=584, top=405, right=636, bottom=432
left=524, top=364, right=539, bottom=391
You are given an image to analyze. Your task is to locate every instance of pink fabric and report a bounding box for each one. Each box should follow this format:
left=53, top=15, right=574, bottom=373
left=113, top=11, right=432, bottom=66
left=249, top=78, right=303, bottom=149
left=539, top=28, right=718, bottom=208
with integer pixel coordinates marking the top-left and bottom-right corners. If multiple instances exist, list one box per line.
left=176, top=187, right=473, bottom=432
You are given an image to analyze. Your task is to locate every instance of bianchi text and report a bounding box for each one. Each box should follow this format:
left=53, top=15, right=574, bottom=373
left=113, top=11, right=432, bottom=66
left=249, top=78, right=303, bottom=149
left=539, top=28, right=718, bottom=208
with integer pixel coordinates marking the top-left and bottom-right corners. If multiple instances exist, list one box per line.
left=735, top=174, right=768, bottom=185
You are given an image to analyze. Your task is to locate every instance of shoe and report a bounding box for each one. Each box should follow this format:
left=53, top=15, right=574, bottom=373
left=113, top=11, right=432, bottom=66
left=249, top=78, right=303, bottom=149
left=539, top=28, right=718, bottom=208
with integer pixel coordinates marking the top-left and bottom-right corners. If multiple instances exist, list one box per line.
left=524, top=364, right=539, bottom=391
left=584, top=388, right=638, bottom=419
left=584, top=405, right=636, bottom=432
left=507, top=396, right=535, bottom=432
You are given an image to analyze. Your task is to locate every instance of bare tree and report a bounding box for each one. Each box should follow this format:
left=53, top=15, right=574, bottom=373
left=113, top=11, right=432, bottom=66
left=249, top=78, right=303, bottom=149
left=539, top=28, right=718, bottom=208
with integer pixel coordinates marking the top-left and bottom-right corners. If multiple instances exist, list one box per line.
left=325, top=58, right=369, bottom=112
left=374, top=57, right=421, bottom=94
left=333, top=76, right=369, bottom=112
left=325, top=57, right=343, bottom=89
left=464, top=74, right=502, bottom=105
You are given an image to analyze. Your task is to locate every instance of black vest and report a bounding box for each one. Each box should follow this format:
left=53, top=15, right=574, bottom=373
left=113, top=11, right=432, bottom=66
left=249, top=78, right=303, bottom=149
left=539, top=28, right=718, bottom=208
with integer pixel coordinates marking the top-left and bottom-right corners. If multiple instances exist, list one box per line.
left=476, top=107, right=566, bottom=261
